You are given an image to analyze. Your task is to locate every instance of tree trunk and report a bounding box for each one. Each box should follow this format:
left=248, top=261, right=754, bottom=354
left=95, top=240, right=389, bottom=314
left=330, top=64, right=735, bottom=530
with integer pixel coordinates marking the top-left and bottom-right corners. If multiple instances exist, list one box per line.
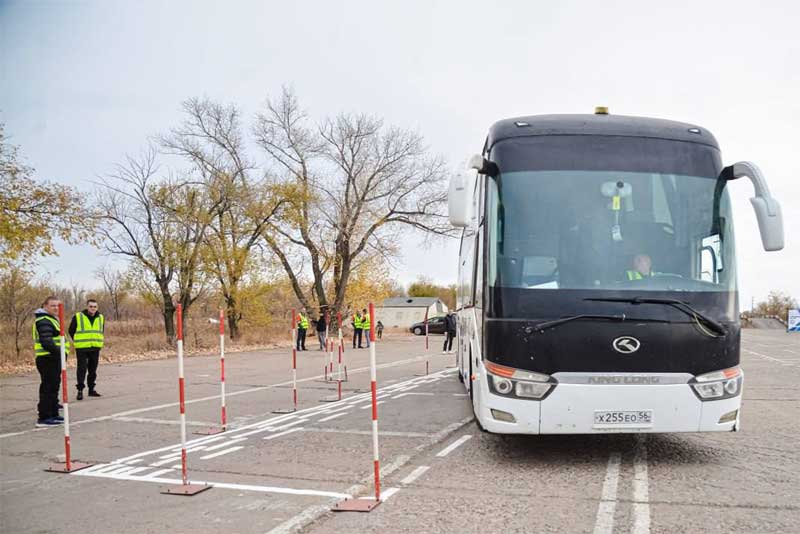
left=159, top=281, right=175, bottom=342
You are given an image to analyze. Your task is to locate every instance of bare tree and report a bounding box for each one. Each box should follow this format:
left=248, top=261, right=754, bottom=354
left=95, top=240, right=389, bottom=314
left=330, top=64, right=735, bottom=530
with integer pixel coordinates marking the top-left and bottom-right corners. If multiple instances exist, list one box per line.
left=160, top=98, right=286, bottom=339
left=95, top=146, right=215, bottom=341
left=95, top=265, right=129, bottom=320
left=0, top=264, right=41, bottom=359
left=253, top=87, right=451, bottom=317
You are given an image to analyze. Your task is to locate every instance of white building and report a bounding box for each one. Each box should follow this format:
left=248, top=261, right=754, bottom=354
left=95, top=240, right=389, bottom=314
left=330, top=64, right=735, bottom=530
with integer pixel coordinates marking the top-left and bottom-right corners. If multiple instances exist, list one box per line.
left=377, top=297, right=448, bottom=328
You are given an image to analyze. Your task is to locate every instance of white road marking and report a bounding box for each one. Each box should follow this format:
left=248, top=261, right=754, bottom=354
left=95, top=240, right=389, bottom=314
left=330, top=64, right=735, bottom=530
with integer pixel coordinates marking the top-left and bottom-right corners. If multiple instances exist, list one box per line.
left=0, top=354, right=434, bottom=439
left=391, top=392, right=436, bottom=399
left=593, top=452, right=621, bottom=534
left=435, top=435, right=472, bottom=457
left=142, top=468, right=174, bottom=478
left=112, top=416, right=217, bottom=427
left=71, top=470, right=351, bottom=499
left=301, top=428, right=433, bottom=438
left=158, top=444, right=206, bottom=459
left=267, top=415, right=475, bottom=534
left=400, top=465, right=430, bottom=485
left=380, top=487, right=401, bottom=501
left=199, top=446, right=244, bottom=460
left=203, top=437, right=248, bottom=451
left=359, top=400, right=385, bottom=409
left=632, top=438, right=651, bottom=534
left=317, top=412, right=348, bottom=422
left=263, top=427, right=304, bottom=441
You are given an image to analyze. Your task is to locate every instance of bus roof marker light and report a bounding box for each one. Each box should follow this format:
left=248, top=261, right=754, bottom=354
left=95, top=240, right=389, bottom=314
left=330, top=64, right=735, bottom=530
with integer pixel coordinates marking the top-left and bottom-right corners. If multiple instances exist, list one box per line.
left=688, top=127, right=701, bottom=134
left=514, top=121, right=530, bottom=127
left=594, top=106, right=609, bottom=115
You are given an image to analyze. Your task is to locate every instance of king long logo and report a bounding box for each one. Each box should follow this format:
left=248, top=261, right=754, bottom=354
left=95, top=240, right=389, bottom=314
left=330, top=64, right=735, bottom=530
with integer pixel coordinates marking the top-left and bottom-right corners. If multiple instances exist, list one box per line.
left=612, top=336, right=641, bottom=354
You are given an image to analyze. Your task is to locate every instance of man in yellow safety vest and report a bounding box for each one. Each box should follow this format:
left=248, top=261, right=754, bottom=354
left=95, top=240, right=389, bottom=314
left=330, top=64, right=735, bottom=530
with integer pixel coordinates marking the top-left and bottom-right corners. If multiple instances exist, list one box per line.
left=68, top=298, right=105, bottom=400
left=361, top=308, right=371, bottom=348
left=626, top=254, right=654, bottom=280
left=296, top=310, right=309, bottom=351
left=352, top=311, right=363, bottom=349
left=33, top=296, right=69, bottom=427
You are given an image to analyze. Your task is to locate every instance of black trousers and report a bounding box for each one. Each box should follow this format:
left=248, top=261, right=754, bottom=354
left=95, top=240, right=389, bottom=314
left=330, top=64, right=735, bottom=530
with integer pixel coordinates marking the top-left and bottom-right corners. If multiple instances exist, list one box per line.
left=76, top=349, right=100, bottom=390
left=353, top=329, right=362, bottom=348
left=36, top=356, right=61, bottom=420
left=296, top=328, right=307, bottom=350
left=443, top=332, right=455, bottom=352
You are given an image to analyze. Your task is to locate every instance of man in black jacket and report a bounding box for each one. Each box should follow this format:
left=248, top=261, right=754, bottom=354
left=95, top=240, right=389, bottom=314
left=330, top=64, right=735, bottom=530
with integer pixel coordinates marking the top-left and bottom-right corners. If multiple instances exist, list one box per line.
left=442, top=313, right=457, bottom=354
left=68, top=299, right=104, bottom=400
left=33, top=296, right=67, bottom=427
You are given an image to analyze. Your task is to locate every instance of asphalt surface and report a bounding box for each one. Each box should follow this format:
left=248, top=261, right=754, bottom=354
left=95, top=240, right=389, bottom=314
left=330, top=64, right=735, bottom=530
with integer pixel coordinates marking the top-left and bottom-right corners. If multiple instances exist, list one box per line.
left=1, top=330, right=798, bottom=534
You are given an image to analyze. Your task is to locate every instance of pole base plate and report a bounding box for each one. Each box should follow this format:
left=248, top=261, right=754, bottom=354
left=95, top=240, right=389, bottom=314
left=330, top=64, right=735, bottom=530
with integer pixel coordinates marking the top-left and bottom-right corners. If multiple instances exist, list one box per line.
left=160, top=483, right=212, bottom=496
left=319, top=395, right=340, bottom=403
left=332, top=498, right=381, bottom=512
left=193, top=427, right=225, bottom=435
left=45, top=461, right=93, bottom=473
left=272, top=408, right=297, bottom=414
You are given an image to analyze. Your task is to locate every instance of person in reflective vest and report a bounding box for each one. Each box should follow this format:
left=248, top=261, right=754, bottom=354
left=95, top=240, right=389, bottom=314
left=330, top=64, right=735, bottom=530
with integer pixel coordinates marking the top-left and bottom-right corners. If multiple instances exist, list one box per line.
left=361, top=308, right=371, bottom=348
left=296, top=310, right=309, bottom=351
left=626, top=254, right=653, bottom=280
left=352, top=311, right=363, bottom=349
left=32, top=296, right=69, bottom=427
left=68, top=298, right=105, bottom=400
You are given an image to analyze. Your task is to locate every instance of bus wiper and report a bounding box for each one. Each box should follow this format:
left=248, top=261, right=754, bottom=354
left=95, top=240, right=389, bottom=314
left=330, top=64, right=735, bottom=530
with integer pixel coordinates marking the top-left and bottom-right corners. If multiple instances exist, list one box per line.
left=532, top=314, right=669, bottom=333
left=584, top=297, right=727, bottom=336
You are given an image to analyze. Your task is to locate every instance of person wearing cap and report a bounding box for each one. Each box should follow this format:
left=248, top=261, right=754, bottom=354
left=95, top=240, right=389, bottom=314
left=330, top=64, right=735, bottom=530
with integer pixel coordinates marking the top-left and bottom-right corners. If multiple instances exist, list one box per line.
left=68, top=298, right=105, bottom=400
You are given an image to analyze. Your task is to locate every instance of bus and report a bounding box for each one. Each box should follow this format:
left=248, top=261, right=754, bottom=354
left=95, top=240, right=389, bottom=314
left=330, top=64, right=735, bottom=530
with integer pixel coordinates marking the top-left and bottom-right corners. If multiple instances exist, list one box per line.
left=449, top=109, right=784, bottom=434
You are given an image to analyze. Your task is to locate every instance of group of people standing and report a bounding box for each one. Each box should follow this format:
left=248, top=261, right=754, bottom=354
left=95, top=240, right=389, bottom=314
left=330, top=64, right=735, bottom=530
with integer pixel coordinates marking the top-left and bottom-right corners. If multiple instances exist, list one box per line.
left=293, top=308, right=384, bottom=351
left=33, top=296, right=105, bottom=427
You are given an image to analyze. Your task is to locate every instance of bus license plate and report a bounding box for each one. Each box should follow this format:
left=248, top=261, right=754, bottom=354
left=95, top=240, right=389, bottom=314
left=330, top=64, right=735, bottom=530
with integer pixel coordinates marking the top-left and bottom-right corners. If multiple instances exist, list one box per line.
left=594, top=410, right=653, bottom=427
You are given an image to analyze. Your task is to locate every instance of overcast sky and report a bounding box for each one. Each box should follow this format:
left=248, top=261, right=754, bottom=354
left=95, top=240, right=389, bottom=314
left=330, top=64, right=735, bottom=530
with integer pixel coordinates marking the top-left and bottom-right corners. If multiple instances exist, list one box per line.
left=1, top=0, right=798, bottom=307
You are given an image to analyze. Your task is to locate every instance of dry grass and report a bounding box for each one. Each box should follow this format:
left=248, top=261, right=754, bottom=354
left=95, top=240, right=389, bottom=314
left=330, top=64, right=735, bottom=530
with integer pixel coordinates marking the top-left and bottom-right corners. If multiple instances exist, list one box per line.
left=0, top=317, right=289, bottom=376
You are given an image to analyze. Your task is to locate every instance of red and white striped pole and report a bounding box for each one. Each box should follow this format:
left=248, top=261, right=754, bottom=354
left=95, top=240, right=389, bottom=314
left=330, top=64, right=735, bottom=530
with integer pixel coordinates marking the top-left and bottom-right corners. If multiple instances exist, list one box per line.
left=292, top=308, right=297, bottom=409
left=337, top=312, right=343, bottom=382
left=218, top=309, right=227, bottom=430
left=59, top=303, right=71, bottom=469
left=176, top=304, right=188, bottom=486
left=46, top=305, right=90, bottom=473
left=161, top=304, right=210, bottom=495
left=368, top=302, right=380, bottom=502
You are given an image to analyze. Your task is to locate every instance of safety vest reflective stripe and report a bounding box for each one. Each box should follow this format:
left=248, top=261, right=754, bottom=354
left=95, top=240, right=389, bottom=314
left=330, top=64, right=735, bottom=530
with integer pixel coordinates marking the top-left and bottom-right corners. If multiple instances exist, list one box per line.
left=297, top=314, right=309, bottom=329
left=73, top=312, right=105, bottom=349
left=626, top=270, right=643, bottom=280
left=32, top=316, right=70, bottom=357
left=353, top=315, right=362, bottom=328
left=361, top=313, right=370, bottom=330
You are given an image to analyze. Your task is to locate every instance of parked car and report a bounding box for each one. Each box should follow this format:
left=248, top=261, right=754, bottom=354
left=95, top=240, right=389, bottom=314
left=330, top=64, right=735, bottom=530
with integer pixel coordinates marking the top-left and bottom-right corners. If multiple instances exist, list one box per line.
left=409, top=315, right=446, bottom=335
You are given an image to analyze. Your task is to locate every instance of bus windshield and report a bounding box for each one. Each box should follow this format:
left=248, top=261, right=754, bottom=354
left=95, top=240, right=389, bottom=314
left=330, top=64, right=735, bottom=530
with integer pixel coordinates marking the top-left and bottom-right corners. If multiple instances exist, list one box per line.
left=486, top=139, right=736, bottom=293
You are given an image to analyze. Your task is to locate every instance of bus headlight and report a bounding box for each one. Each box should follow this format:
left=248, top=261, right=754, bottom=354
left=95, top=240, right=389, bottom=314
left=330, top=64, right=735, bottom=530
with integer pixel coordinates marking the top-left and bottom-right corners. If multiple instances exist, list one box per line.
left=690, top=366, right=742, bottom=401
left=486, top=362, right=555, bottom=400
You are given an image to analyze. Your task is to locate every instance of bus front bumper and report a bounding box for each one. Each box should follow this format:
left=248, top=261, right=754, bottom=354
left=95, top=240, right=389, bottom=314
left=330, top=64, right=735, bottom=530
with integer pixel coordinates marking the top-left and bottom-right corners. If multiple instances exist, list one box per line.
left=477, top=373, right=742, bottom=435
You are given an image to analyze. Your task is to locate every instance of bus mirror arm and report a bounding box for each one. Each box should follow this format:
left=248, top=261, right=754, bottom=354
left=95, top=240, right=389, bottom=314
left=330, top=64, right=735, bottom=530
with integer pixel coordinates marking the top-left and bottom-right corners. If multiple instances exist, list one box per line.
left=724, top=161, right=784, bottom=252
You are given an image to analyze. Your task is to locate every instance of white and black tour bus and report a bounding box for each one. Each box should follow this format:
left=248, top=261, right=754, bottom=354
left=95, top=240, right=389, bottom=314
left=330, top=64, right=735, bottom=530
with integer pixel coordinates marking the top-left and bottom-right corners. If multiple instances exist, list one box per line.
left=449, top=109, right=784, bottom=434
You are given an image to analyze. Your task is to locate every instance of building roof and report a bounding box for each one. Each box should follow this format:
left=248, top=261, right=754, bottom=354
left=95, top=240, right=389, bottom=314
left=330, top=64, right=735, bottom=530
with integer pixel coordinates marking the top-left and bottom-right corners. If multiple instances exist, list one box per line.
left=381, top=297, right=441, bottom=308
left=486, top=114, right=719, bottom=151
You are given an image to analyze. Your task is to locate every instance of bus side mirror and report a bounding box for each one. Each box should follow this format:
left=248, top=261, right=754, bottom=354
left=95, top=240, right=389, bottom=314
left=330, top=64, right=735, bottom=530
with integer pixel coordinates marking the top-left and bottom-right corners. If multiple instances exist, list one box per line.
left=728, top=162, right=784, bottom=251
left=448, top=171, right=474, bottom=228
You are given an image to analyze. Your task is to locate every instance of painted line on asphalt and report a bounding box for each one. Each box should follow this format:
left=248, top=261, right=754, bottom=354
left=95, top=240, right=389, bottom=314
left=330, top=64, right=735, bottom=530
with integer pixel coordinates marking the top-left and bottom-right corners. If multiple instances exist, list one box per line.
left=202, top=438, right=248, bottom=452
left=263, top=427, right=304, bottom=441
left=104, top=368, right=455, bottom=465
left=593, top=452, right=621, bottom=534
left=317, top=412, right=348, bottom=422
left=435, top=435, right=472, bottom=457
left=632, top=437, right=651, bottom=534
left=301, top=428, right=433, bottom=438
left=400, top=465, right=430, bottom=485
left=200, top=446, right=244, bottom=460
left=0, top=354, right=437, bottom=439
left=266, top=415, right=475, bottom=534
left=112, top=416, right=218, bottom=427
left=71, top=470, right=351, bottom=499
